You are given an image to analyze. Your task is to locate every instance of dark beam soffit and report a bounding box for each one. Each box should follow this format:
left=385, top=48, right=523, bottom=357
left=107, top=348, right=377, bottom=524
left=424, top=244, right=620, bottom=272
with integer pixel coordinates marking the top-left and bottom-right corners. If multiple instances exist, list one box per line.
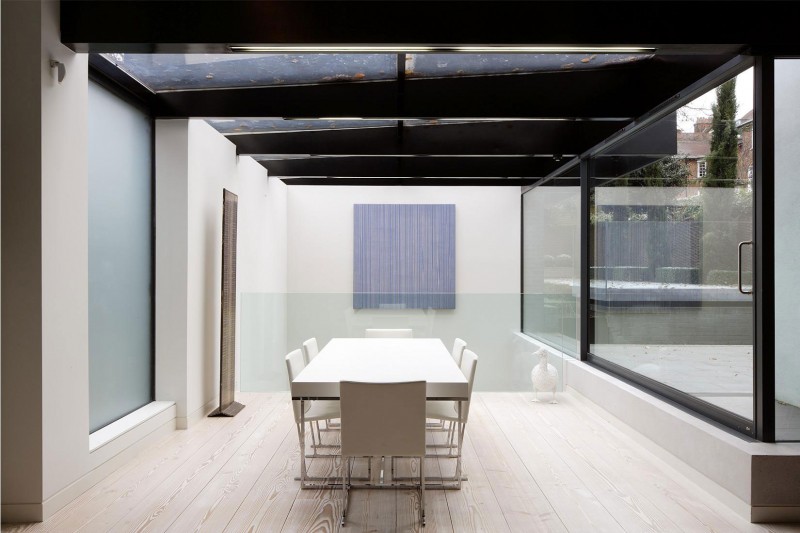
left=61, top=1, right=795, bottom=55
left=227, top=121, right=626, bottom=156
left=153, top=55, right=728, bottom=119
left=262, top=155, right=664, bottom=180
left=259, top=156, right=564, bottom=178
left=282, top=177, right=539, bottom=187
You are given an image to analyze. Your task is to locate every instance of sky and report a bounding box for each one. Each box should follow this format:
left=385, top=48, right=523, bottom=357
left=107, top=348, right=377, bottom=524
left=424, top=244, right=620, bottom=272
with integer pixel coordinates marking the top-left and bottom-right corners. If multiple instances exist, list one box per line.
left=677, top=67, right=754, bottom=132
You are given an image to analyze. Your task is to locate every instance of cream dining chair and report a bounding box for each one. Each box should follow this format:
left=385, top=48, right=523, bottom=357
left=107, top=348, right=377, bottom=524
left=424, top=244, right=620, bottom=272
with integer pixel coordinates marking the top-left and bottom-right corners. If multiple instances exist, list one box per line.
left=426, top=349, right=478, bottom=476
left=285, top=348, right=340, bottom=484
left=339, top=380, right=427, bottom=527
left=302, top=337, right=339, bottom=430
left=364, top=328, right=413, bottom=338
left=451, top=337, right=467, bottom=366
left=301, top=337, right=319, bottom=364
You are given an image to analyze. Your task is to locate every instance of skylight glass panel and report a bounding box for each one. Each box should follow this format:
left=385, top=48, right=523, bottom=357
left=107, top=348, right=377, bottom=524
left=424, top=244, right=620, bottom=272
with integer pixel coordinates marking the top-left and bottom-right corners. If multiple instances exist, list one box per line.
left=206, top=118, right=398, bottom=134
left=405, top=53, right=653, bottom=78
left=100, top=53, right=396, bottom=92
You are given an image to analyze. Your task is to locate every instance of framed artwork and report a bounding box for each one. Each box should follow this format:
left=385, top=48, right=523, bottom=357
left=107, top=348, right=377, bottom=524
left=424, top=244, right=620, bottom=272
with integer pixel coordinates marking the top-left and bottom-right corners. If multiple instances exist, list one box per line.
left=354, top=204, right=455, bottom=309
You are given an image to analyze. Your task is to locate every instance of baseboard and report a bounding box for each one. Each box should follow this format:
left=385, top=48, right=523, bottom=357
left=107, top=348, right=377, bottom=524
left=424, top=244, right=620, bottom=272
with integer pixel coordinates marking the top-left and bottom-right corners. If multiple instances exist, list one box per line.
left=752, top=506, right=800, bottom=523
left=176, top=397, right=218, bottom=429
left=2, top=407, right=177, bottom=524
left=1, top=503, right=43, bottom=524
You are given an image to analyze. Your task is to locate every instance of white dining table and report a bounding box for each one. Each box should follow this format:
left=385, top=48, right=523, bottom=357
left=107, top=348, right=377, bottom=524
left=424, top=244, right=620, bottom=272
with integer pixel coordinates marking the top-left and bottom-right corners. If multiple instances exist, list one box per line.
left=291, top=337, right=469, bottom=489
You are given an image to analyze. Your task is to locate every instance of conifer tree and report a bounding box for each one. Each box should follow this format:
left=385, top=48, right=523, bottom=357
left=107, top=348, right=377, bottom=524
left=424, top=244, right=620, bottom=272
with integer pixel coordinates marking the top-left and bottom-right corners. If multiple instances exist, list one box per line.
left=704, top=79, right=738, bottom=187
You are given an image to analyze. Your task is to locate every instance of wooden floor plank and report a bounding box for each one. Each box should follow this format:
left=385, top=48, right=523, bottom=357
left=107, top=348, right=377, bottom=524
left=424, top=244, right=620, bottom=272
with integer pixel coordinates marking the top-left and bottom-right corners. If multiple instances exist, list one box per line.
left=12, top=395, right=254, bottom=533
left=220, top=426, right=302, bottom=532
left=466, top=398, right=568, bottom=533
left=442, top=431, right=513, bottom=533
left=480, top=393, right=625, bottom=533
left=87, top=394, right=283, bottom=533
left=563, top=391, right=772, bottom=533
left=485, top=393, right=679, bottom=533
left=164, top=399, right=295, bottom=532
left=3, top=392, right=795, bottom=533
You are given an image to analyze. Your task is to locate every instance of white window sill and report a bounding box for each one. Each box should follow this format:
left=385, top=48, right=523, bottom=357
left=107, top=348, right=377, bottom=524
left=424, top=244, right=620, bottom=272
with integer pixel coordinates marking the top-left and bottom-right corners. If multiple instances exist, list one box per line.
left=90, top=401, right=175, bottom=452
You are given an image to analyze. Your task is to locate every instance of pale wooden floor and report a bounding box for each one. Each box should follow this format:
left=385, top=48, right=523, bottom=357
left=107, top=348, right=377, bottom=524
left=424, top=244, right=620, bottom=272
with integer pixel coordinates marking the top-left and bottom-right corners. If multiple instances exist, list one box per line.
left=4, top=392, right=799, bottom=533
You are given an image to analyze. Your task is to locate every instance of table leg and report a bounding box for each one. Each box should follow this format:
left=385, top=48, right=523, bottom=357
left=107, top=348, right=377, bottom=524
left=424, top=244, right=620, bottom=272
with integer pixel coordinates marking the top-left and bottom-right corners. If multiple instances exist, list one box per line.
left=300, top=398, right=307, bottom=487
left=456, top=400, right=463, bottom=489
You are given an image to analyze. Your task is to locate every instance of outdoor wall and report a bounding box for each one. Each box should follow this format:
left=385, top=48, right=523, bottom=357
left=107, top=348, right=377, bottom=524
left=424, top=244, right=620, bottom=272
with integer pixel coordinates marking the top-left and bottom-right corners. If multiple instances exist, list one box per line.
left=240, top=185, right=522, bottom=392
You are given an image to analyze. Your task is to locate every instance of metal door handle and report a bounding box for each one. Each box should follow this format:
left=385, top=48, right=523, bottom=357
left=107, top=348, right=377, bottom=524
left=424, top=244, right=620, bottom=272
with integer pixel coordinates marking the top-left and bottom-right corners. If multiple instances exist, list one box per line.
left=738, top=240, right=753, bottom=295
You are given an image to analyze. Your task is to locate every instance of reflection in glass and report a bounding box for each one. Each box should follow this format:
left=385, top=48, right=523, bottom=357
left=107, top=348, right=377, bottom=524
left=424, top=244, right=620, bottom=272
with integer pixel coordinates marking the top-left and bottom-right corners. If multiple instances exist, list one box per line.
left=590, top=69, right=754, bottom=422
left=522, top=181, right=580, bottom=356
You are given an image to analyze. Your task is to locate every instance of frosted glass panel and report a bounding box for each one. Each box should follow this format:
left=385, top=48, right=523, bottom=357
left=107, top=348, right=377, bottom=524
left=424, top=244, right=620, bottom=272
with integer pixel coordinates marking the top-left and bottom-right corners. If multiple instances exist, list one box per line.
left=239, top=292, right=558, bottom=393
left=775, top=59, right=800, bottom=441
left=88, top=81, right=153, bottom=433
left=522, top=184, right=580, bottom=357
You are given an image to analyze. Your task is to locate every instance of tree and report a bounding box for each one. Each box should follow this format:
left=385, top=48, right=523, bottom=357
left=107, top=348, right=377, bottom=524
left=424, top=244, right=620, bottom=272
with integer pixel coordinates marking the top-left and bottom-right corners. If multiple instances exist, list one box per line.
left=704, top=79, right=738, bottom=187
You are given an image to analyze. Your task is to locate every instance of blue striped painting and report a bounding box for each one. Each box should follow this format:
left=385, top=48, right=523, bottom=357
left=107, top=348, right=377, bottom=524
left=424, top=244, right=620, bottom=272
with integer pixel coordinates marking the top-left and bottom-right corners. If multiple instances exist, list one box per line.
left=354, top=204, right=456, bottom=309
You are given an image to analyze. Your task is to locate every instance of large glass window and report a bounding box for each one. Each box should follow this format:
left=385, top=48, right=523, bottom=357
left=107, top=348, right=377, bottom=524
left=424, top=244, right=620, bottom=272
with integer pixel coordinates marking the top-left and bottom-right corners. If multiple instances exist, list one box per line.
left=775, top=59, right=800, bottom=441
left=88, top=80, right=154, bottom=432
left=522, top=175, right=580, bottom=356
left=588, top=69, right=755, bottom=429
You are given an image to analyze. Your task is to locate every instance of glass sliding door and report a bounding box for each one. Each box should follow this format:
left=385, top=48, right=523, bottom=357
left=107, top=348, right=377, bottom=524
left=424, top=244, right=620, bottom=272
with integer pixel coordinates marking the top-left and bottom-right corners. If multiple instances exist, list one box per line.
left=588, top=68, right=756, bottom=431
left=774, top=58, right=800, bottom=441
left=522, top=173, right=580, bottom=356
left=88, top=80, right=154, bottom=432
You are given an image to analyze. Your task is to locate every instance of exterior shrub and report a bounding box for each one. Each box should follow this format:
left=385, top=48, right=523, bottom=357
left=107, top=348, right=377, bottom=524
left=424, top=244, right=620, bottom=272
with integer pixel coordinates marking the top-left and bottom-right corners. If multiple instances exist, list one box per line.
left=706, top=270, right=752, bottom=285
left=655, top=267, right=700, bottom=284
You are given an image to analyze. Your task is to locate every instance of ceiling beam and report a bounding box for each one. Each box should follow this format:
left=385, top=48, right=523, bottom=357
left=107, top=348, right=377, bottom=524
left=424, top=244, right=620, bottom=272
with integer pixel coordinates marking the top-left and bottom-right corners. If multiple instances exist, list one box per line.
left=258, top=156, right=564, bottom=178
left=61, top=1, right=797, bottom=54
left=153, top=56, right=726, bottom=119
left=281, top=177, right=538, bottom=186
left=227, top=120, right=626, bottom=156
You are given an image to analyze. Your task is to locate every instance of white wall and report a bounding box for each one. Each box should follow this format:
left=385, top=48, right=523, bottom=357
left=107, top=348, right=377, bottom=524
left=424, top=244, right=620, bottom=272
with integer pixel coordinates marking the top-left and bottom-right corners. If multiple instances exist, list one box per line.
left=275, top=186, right=524, bottom=390
left=157, top=119, right=287, bottom=425
left=1, top=13, right=285, bottom=514
left=288, top=186, right=520, bottom=294
left=1, top=0, right=94, bottom=519
left=2, top=0, right=45, bottom=514
left=775, top=59, right=800, bottom=409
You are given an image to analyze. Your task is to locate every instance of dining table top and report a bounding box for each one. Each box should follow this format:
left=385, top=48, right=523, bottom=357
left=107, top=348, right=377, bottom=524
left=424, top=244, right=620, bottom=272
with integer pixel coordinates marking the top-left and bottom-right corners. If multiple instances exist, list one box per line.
left=290, top=337, right=469, bottom=400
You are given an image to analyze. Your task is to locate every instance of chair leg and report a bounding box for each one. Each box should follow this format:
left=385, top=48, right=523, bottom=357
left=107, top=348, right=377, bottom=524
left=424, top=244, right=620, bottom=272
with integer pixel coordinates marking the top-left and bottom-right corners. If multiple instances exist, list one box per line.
left=341, top=456, right=348, bottom=526
left=419, top=456, right=426, bottom=527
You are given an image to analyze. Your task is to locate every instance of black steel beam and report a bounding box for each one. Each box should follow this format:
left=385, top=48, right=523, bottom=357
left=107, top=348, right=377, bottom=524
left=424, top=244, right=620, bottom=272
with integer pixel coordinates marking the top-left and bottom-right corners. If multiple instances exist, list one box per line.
left=258, top=156, right=563, bottom=178
left=228, top=120, right=626, bottom=156
left=281, top=177, right=536, bottom=186
left=154, top=56, right=727, bottom=119
left=61, top=1, right=798, bottom=55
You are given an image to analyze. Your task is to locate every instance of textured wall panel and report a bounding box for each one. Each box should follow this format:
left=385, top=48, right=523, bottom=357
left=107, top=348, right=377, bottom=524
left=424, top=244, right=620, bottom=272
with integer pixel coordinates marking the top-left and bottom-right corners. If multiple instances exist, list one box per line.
left=354, top=204, right=455, bottom=309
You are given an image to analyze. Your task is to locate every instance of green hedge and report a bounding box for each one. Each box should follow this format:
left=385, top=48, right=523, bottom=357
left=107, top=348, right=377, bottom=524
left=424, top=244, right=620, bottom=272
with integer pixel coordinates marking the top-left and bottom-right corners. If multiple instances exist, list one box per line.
left=591, top=266, right=651, bottom=282
left=655, top=267, right=700, bottom=284
left=706, top=270, right=752, bottom=285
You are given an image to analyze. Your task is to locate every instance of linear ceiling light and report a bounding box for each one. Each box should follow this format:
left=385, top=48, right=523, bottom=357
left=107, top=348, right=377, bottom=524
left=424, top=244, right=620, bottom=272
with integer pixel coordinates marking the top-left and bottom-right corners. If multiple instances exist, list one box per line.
left=229, top=45, right=656, bottom=54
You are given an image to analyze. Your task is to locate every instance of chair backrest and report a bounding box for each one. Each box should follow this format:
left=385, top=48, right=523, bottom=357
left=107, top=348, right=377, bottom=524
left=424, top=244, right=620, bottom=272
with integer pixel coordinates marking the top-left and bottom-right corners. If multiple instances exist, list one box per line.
left=302, top=337, right=319, bottom=364
left=285, top=349, right=307, bottom=421
left=340, top=381, right=426, bottom=457
left=365, top=328, right=413, bottom=338
left=457, top=349, right=478, bottom=421
left=451, top=338, right=467, bottom=366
